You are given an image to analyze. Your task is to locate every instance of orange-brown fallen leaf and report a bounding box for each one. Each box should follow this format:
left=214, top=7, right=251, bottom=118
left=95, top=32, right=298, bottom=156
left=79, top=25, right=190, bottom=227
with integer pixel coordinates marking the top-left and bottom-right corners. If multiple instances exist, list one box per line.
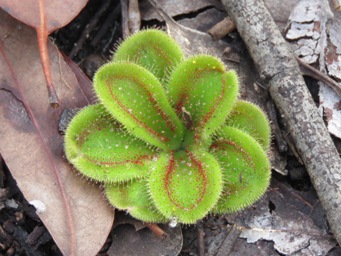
left=0, top=10, right=114, bottom=256
left=0, top=0, right=88, bottom=107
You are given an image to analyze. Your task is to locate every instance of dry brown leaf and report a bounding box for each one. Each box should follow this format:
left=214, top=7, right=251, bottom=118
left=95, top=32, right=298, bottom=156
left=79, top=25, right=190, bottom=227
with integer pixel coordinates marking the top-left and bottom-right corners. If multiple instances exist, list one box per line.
left=108, top=213, right=183, bottom=256
left=0, top=0, right=88, bottom=32
left=0, top=9, right=114, bottom=256
left=0, top=0, right=88, bottom=106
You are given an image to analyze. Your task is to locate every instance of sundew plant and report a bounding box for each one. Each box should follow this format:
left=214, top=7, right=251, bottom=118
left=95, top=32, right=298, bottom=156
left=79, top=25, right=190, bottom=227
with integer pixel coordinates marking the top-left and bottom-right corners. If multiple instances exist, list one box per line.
left=64, top=29, right=271, bottom=224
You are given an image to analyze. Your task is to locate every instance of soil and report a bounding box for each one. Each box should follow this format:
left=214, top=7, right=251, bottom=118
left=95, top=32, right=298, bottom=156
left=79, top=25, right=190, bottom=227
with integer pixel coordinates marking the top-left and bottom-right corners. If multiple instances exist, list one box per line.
left=1, top=0, right=341, bottom=255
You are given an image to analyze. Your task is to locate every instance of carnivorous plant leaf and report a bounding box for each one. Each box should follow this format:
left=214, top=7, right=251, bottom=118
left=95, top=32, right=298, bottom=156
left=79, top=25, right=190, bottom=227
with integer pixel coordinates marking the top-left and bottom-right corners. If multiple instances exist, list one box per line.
left=226, top=100, right=271, bottom=151
left=64, top=104, right=158, bottom=182
left=105, top=179, right=167, bottom=223
left=114, top=29, right=184, bottom=83
left=210, top=127, right=271, bottom=213
left=167, top=55, right=238, bottom=143
left=93, top=61, right=184, bottom=150
left=148, top=149, right=222, bottom=223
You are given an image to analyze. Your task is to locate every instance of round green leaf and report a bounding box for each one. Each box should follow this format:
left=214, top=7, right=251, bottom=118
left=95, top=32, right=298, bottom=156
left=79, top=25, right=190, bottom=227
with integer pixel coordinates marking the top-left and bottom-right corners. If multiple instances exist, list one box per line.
left=149, top=149, right=222, bottom=224
left=114, top=29, right=184, bottom=83
left=167, top=55, right=238, bottom=142
left=64, top=104, right=158, bottom=182
left=105, top=179, right=167, bottom=223
left=210, top=127, right=271, bottom=213
left=226, top=100, right=271, bottom=151
left=93, top=62, right=184, bottom=150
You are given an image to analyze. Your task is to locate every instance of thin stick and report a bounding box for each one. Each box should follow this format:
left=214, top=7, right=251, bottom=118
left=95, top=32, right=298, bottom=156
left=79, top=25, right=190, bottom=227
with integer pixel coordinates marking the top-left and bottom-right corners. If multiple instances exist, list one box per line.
left=208, top=17, right=236, bottom=40
left=296, top=56, right=341, bottom=97
left=197, top=221, right=205, bottom=256
left=144, top=223, right=168, bottom=240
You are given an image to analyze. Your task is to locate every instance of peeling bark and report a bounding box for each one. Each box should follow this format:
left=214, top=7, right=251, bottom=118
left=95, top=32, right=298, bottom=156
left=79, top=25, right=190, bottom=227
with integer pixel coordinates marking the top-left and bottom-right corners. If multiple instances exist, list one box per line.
left=221, top=0, right=341, bottom=245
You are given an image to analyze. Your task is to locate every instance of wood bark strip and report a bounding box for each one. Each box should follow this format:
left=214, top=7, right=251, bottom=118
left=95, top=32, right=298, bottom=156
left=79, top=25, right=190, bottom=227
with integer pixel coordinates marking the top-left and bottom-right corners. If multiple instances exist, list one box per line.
left=221, top=0, right=341, bottom=245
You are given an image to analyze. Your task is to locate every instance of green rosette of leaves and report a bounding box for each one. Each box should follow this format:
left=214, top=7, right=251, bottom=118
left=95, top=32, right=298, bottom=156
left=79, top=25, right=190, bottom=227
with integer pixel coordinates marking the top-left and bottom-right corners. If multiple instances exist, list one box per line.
left=64, top=29, right=271, bottom=224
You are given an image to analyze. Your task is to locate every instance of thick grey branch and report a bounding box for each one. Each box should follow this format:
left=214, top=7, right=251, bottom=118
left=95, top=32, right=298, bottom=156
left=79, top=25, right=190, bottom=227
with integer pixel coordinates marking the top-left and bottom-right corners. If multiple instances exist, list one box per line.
left=221, top=0, right=341, bottom=245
